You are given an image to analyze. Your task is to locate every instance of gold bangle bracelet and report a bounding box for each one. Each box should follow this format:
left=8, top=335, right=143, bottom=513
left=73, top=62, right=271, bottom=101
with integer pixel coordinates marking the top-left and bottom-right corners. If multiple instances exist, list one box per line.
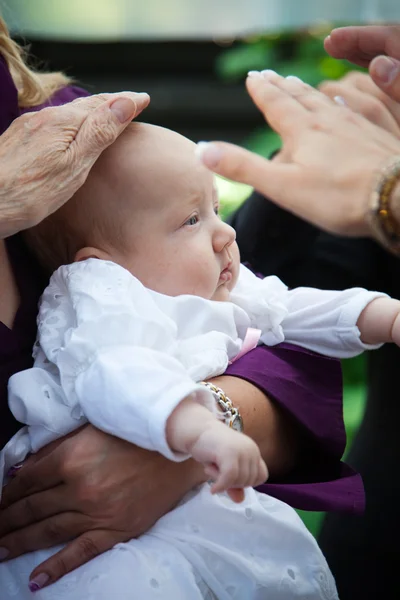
left=200, top=381, right=244, bottom=433
left=369, top=156, right=400, bottom=256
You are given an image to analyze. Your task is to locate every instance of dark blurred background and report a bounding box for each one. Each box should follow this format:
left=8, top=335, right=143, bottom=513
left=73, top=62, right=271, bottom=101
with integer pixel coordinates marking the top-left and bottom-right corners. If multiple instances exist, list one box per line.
left=5, top=0, right=399, bottom=147
left=16, top=38, right=263, bottom=145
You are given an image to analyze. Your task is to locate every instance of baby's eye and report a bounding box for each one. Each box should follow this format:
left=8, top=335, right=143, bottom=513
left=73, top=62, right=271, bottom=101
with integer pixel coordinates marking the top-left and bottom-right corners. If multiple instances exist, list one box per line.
left=185, top=215, right=199, bottom=226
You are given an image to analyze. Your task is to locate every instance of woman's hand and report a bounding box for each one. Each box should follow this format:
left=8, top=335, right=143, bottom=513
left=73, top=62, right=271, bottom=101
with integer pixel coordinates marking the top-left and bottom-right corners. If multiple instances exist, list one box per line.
left=0, top=91, right=149, bottom=239
left=0, top=376, right=294, bottom=589
left=197, top=71, right=400, bottom=237
left=0, top=425, right=205, bottom=588
left=319, top=71, right=400, bottom=137
left=325, top=25, right=400, bottom=102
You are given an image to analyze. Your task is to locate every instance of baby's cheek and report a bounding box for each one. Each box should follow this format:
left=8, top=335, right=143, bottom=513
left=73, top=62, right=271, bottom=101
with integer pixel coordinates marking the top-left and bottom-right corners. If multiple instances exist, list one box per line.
left=229, top=264, right=240, bottom=291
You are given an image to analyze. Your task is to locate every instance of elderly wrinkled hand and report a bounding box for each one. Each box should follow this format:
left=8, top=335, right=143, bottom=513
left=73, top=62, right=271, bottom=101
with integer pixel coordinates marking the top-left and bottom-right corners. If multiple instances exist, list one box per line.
left=197, top=71, right=400, bottom=237
left=319, top=71, right=400, bottom=137
left=325, top=25, right=400, bottom=103
left=0, top=91, right=149, bottom=239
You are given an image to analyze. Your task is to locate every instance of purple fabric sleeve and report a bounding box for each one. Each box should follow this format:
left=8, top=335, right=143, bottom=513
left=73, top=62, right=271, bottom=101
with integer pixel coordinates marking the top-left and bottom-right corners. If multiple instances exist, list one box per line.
left=20, top=84, right=90, bottom=114
left=0, top=56, right=19, bottom=135
left=226, top=344, right=365, bottom=514
left=0, top=55, right=89, bottom=131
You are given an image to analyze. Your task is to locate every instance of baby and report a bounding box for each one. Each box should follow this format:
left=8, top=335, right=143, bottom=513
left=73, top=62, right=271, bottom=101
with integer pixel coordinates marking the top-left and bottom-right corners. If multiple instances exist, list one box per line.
left=2, top=121, right=399, bottom=600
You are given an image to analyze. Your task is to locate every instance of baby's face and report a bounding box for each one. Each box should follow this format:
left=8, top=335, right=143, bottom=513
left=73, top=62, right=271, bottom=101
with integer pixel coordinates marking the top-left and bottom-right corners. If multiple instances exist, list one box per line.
left=94, top=123, right=240, bottom=301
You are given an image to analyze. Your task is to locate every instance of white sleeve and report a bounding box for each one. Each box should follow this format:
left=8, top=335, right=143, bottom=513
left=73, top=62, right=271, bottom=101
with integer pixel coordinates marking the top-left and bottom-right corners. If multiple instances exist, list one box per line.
left=231, top=264, right=387, bottom=358
left=15, top=259, right=214, bottom=462
left=278, top=286, right=387, bottom=358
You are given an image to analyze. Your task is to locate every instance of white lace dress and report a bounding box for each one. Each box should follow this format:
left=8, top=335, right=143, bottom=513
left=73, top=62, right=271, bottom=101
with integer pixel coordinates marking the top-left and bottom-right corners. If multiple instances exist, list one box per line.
left=1, top=258, right=383, bottom=599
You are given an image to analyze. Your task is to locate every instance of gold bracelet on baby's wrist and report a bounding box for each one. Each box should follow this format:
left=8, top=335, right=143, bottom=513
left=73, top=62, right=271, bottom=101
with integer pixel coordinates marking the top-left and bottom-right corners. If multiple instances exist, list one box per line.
left=200, top=382, right=244, bottom=433
left=369, top=156, right=400, bottom=256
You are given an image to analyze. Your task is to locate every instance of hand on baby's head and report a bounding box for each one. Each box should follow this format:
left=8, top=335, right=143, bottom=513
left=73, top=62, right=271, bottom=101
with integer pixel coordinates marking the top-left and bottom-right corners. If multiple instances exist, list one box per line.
left=25, top=121, right=240, bottom=301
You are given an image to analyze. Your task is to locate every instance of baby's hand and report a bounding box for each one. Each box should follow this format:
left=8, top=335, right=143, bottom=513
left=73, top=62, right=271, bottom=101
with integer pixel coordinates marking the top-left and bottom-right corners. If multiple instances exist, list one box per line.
left=190, top=422, right=268, bottom=502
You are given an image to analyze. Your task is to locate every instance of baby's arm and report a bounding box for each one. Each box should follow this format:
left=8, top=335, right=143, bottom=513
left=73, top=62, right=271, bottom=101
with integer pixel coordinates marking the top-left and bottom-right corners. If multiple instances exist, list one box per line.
left=231, top=265, right=389, bottom=358
left=166, top=397, right=268, bottom=502
left=356, top=297, right=400, bottom=346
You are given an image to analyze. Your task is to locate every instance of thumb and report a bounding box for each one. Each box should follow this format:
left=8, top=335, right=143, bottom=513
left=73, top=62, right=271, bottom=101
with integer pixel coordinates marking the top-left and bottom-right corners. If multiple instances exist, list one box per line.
left=370, top=56, right=400, bottom=103
left=72, top=92, right=150, bottom=161
left=196, top=141, right=295, bottom=204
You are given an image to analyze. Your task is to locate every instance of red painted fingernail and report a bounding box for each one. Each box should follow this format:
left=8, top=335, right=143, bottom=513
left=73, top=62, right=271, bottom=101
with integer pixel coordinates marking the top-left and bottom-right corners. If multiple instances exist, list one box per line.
left=6, top=462, right=24, bottom=478
left=29, top=573, right=50, bottom=592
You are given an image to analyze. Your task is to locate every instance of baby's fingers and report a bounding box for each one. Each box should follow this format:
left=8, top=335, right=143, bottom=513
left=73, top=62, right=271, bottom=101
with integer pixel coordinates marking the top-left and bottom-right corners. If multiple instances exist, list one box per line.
left=227, top=488, right=245, bottom=503
left=210, top=462, right=239, bottom=495
left=256, top=458, right=269, bottom=486
left=204, top=464, right=219, bottom=481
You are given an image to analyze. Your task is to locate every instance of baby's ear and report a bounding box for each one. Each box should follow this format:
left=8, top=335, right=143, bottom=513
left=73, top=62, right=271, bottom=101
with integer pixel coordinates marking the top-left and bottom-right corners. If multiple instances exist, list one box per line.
left=74, top=246, right=110, bottom=263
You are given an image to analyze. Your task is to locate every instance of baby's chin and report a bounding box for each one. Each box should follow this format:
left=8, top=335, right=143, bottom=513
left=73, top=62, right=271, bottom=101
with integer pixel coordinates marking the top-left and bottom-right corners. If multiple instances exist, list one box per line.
left=211, top=284, right=232, bottom=303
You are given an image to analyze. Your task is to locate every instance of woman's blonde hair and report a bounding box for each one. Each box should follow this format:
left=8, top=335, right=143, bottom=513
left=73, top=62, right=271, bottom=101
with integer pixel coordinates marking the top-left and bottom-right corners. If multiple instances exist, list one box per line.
left=0, top=15, right=72, bottom=107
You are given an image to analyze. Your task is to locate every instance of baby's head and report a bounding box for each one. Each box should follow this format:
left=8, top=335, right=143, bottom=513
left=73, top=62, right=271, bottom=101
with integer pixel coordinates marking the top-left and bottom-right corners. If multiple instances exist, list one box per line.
left=26, top=122, right=239, bottom=301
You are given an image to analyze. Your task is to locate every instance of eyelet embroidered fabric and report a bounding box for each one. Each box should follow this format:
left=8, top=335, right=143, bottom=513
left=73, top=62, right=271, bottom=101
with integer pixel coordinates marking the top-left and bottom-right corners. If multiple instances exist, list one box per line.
left=1, top=256, right=385, bottom=599
left=2, top=485, right=338, bottom=599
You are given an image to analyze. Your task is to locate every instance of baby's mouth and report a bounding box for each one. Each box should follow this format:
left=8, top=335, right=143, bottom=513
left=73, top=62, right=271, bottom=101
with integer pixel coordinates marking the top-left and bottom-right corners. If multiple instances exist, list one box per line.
left=219, top=264, right=233, bottom=284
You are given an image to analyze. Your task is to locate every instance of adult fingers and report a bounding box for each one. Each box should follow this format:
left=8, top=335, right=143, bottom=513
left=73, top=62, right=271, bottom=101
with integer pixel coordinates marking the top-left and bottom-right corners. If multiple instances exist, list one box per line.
left=342, top=70, right=400, bottom=124
left=1, top=451, right=64, bottom=508
left=69, top=91, right=150, bottom=116
left=324, top=26, right=400, bottom=68
left=247, top=71, right=337, bottom=132
left=0, top=485, right=71, bottom=537
left=246, top=71, right=310, bottom=134
left=349, top=70, right=400, bottom=120
left=370, top=56, right=400, bottom=104
left=196, top=140, right=297, bottom=207
left=0, top=512, right=90, bottom=560
left=319, top=79, right=400, bottom=135
left=28, top=529, right=128, bottom=591
left=71, top=92, right=150, bottom=162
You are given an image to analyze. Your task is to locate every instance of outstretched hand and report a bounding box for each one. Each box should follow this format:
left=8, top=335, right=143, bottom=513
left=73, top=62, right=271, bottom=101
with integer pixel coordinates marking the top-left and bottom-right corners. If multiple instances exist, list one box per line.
left=197, top=70, right=400, bottom=237
left=325, top=25, right=400, bottom=103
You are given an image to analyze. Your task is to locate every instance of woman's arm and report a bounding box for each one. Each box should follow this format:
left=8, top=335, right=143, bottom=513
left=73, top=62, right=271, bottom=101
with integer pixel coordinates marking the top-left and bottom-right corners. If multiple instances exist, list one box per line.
left=210, top=374, right=299, bottom=477
left=0, top=367, right=295, bottom=589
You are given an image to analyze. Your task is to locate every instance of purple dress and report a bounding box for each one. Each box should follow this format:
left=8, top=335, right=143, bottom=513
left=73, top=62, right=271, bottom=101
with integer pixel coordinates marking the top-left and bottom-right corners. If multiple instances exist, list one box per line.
left=0, top=56, right=363, bottom=514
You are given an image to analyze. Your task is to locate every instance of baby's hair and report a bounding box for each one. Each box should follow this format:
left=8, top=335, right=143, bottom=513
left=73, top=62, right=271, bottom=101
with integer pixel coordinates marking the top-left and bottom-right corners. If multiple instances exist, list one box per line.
left=23, top=124, right=153, bottom=275
left=23, top=207, right=88, bottom=275
left=23, top=186, right=129, bottom=275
